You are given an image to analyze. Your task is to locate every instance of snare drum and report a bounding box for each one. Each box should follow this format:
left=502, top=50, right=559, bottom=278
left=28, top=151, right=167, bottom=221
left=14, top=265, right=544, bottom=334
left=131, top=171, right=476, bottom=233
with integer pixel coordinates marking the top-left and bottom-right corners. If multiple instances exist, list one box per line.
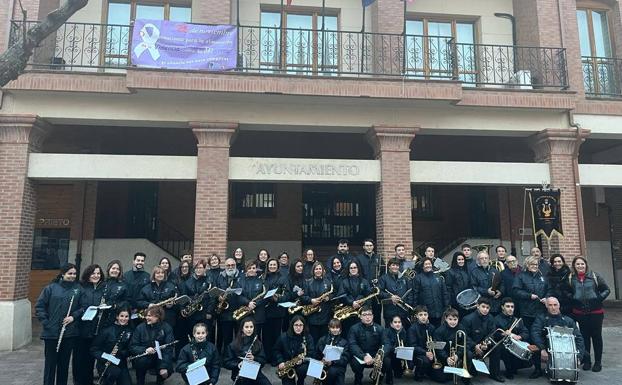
left=503, top=338, right=532, bottom=361
left=456, top=289, right=480, bottom=310
left=546, top=326, right=579, bottom=383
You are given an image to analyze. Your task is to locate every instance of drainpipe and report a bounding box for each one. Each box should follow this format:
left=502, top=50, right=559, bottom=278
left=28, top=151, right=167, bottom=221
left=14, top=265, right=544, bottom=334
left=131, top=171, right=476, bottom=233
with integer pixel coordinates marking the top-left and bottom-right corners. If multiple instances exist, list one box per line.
left=568, top=111, right=587, bottom=256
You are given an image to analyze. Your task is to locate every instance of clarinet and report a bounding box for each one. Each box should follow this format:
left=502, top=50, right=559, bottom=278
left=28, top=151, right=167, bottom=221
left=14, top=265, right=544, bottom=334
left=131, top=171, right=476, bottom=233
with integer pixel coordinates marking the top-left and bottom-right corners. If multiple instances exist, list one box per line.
left=56, top=291, right=77, bottom=353
left=233, top=335, right=258, bottom=385
left=95, top=283, right=108, bottom=336
left=98, top=330, right=126, bottom=385
left=128, top=340, right=179, bottom=361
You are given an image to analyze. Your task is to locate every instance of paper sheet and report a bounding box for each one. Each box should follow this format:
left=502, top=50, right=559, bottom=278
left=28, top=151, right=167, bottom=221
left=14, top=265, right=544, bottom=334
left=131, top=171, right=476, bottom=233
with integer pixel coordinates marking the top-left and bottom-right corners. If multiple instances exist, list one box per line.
left=354, top=356, right=366, bottom=365
left=278, top=302, right=297, bottom=308
left=186, top=364, right=209, bottom=385
left=226, top=287, right=243, bottom=295
left=155, top=341, right=162, bottom=360
left=292, top=285, right=303, bottom=295
left=187, top=358, right=207, bottom=372
left=472, top=359, right=490, bottom=374
left=444, top=366, right=466, bottom=376
left=306, top=358, right=324, bottom=379
left=81, top=306, right=99, bottom=321
left=101, top=353, right=120, bottom=366
left=322, top=345, right=343, bottom=362
left=239, top=360, right=260, bottom=380
left=395, top=346, right=414, bottom=360
left=264, top=288, right=278, bottom=299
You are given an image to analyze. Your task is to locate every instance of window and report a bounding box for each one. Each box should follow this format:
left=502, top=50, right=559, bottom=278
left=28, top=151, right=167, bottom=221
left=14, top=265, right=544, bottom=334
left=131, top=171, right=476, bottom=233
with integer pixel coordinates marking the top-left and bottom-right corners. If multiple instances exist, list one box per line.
left=411, top=186, right=439, bottom=218
left=32, top=228, right=70, bottom=270
left=260, top=10, right=339, bottom=74
left=104, top=1, right=192, bottom=66
left=577, top=8, right=618, bottom=95
left=406, top=18, right=475, bottom=81
left=232, top=183, right=276, bottom=218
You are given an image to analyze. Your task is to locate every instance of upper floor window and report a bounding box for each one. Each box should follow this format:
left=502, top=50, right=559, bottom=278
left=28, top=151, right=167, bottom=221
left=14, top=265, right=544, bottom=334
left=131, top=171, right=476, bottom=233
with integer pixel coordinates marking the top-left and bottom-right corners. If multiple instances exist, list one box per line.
left=412, top=185, right=439, bottom=218
left=232, top=183, right=276, bottom=218
left=577, top=8, right=612, bottom=58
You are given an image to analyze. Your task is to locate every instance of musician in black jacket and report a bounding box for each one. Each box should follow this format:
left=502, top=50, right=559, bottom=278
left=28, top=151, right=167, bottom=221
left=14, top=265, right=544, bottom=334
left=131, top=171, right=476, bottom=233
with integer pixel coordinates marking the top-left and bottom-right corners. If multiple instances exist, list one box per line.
left=129, top=305, right=175, bottom=385
left=445, top=252, right=472, bottom=317
left=122, top=253, right=151, bottom=316
left=433, top=307, right=470, bottom=384
left=412, top=258, right=450, bottom=327
left=90, top=306, right=133, bottom=385
left=348, top=306, right=386, bottom=385
left=263, top=258, right=288, bottom=365
left=176, top=323, right=220, bottom=385
left=101, top=260, right=130, bottom=328
left=274, top=315, right=315, bottom=385
left=490, top=298, right=530, bottom=381
left=325, top=238, right=353, bottom=273
left=183, top=260, right=214, bottom=337
left=513, top=256, right=548, bottom=330
left=206, top=255, right=223, bottom=285
left=470, top=252, right=502, bottom=314
left=223, top=317, right=272, bottom=385
left=238, top=262, right=267, bottom=336
left=338, top=260, right=373, bottom=335
left=316, top=319, right=350, bottom=385
left=216, top=258, right=244, bottom=354
left=356, top=239, right=383, bottom=324
left=137, top=266, right=178, bottom=329
left=378, top=258, right=412, bottom=330
left=461, top=298, right=497, bottom=378
left=301, top=262, right=334, bottom=343
left=383, top=315, right=412, bottom=385
left=303, top=249, right=318, bottom=279
left=407, top=306, right=443, bottom=382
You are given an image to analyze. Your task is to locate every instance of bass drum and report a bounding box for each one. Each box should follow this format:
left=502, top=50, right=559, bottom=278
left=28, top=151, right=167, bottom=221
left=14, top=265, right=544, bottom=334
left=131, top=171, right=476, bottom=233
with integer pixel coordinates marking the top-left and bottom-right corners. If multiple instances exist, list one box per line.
left=456, top=289, right=480, bottom=310
left=546, top=326, right=579, bottom=383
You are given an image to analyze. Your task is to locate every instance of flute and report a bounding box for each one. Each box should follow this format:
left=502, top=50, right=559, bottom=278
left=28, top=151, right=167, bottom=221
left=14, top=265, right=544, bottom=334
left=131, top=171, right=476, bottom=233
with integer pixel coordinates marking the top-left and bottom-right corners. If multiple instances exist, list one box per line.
left=98, top=330, right=126, bottom=385
left=56, top=292, right=76, bottom=353
left=233, top=335, right=258, bottom=385
left=128, top=340, right=179, bottom=361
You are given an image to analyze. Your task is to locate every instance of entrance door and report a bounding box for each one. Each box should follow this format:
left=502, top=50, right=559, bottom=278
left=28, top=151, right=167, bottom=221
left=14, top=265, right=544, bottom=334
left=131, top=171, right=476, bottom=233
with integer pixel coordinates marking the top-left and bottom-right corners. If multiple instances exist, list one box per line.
left=127, top=182, right=159, bottom=240
left=467, top=187, right=499, bottom=238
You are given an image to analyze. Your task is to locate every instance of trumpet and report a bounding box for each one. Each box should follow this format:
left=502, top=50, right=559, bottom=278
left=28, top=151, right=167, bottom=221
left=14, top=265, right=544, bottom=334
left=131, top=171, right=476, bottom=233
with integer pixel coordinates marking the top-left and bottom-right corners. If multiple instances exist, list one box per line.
left=233, top=285, right=266, bottom=321
left=333, top=287, right=380, bottom=321
left=426, top=329, right=443, bottom=370
left=370, top=346, right=384, bottom=385
left=397, top=331, right=412, bottom=375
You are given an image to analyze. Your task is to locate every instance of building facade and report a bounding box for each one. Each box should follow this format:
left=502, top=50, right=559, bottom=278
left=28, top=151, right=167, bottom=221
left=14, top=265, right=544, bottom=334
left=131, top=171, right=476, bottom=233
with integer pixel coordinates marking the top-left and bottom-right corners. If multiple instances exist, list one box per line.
left=0, top=0, right=621, bottom=350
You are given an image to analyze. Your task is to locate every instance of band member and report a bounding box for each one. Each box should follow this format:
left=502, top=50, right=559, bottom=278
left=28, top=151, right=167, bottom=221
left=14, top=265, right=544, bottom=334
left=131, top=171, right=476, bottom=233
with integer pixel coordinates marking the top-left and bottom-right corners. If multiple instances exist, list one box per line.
left=356, top=239, right=383, bottom=324
left=137, top=266, right=178, bottom=329
left=494, top=245, right=508, bottom=267
left=303, top=249, right=318, bottom=279
left=176, top=323, right=220, bottom=385
left=348, top=306, right=386, bottom=385
left=407, top=306, right=443, bottom=382
left=239, top=261, right=267, bottom=337
left=412, top=258, right=449, bottom=327
left=36, top=263, right=81, bottom=385
left=171, top=251, right=194, bottom=283
left=285, top=259, right=306, bottom=331
left=460, top=243, right=478, bottom=274
left=378, top=258, right=412, bottom=330
left=470, top=251, right=502, bottom=314
left=415, top=245, right=435, bottom=273
left=275, top=315, right=315, bottom=385
left=102, top=260, right=130, bottom=328
left=327, top=255, right=345, bottom=289
left=529, top=297, right=585, bottom=379
left=499, top=255, right=521, bottom=315
left=567, top=256, right=610, bottom=372
left=316, top=319, right=350, bottom=385
left=394, top=244, right=407, bottom=268
left=233, top=247, right=246, bottom=276
left=433, top=307, right=471, bottom=384
left=383, top=315, right=412, bottom=385
left=173, top=260, right=192, bottom=296
left=174, top=259, right=194, bottom=350
left=90, top=306, right=133, bottom=385
left=530, top=246, right=551, bottom=277
left=301, top=262, right=334, bottom=343
left=445, top=252, right=472, bottom=317
left=256, top=249, right=270, bottom=277
left=490, top=298, right=530, bottom=381
left=545, top=254, right=571, bottom=315
left=159, top=257, right=174, bottom=282
left=513, top=256, right=548, bottom=330
left=74, top=264, right=106, bottom=385
left=461, top=298, right=496, bottom=378
left=206, top=254, right=223, bottom=284
left=278, top=252, right=291, bottom=279
left=338, top=260, right=372, bottom=335
left=263, top=258, right=288, bottom=365
left=216, top=257, right=244, bottom=353
left=325, top=238, right=353, bottom=272
left=129, top=305, right=175, bottom=385
left=223, top=317, right=272, bottom=385
left=123, top=252, right=151, bottom=312
left=183, top=260, right=214, bottom=337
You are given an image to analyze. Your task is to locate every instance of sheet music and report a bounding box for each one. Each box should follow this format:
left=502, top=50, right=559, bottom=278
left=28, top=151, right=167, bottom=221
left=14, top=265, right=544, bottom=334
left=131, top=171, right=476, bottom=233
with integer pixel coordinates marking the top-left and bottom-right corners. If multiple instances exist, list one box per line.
left=306, top=358, right=324, bottom=379
left=186, top=359, right=209, bottom=385
left=395, top=346, right=414, bottom=360
left=322, top=345, right=344, bottom=361
left=239, top=360, right=260, bottom=380
left=101, top=353, right=120, bottom=366
left=263, top=288, right=278, bottom=299
left=81, top=306, right=99, bottom=321
left=278, top=302, right=297, bottom=308
left=226, top=287, right=243, bottom=295
left=472, top=359, right=490, bottom=374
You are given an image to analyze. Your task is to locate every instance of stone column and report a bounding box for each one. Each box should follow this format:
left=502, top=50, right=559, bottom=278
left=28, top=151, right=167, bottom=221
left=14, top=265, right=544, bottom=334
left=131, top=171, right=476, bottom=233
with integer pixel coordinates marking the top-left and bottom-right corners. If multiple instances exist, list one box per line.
left=0, top=114, right=49, bottom=351
left=192, top=0, right=233, bottom=24
left=529, top=128, right=590, bottom=258
left=366, top=125, right=418, bottom=260
left=190, top=122, right=237, bottom=260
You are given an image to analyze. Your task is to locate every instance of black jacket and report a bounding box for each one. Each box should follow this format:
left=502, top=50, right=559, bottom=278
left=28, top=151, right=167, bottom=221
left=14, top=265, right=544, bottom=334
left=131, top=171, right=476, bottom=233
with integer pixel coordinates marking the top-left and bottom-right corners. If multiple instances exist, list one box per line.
left=325, top=252, right=353, bottom=272
left=513, top=270, right=548, bottom=318
left=567, top=271, right=611, bottom=313
left=122, top=270, right=151, bottom=308
left=35, top=280, right=82, bottom=339
left=433, top=323, right=468, bottom=363
left=530, top=313, right=585, bottom=358
left=274, top=333, right=316, bottom=361
left=206, top=267, right=222, bottom=287
left=223, top=335, right=267, bottom=375
left=407, top=321, right=435, bottom=356
left=500, top=267, right=522, bottom=304
left=356, top=252, right=382, bottom=283
left=90, top=323, right=133, bottom=368
left=176, top=340, right=221, bottom=383
left=216, top=271, right=244, bottom=321
left=471, top=266, right=502, bottom=312
left=546, top=265, right=571, bottom=311
left=77, top=280, right=106, bottom=338
left=338, top=275, right=372, bottom=306
left=301, top=276, right=334, bottom=325
left=286, top=272, right=306, bottom=303
left=412, top=271, right=450, bottom=318
left=348, top=322, right=384, bottom=359
left=383, top=327, right=410, bottom=356
left=137, top=280, right=178, bottom=326
left=100, top=277, right=130, bottom=329
left=461, top=310, right=496, bottom=349
left=264, top=271, right=287, bottom=319
left=493, top=313, right=529, bottom=341
left=184, top=275, right=214, bottom=324
left=239, top=275, right=267, bottom=323
left=129, top=321, right=175, bottom=370
left=303, top=260, right=317, bottom=279
left=316, top=333, right=350, bottom=368
left=445, top=266, right=471, bottom=307
left=378, top=273, right=411, bottom=320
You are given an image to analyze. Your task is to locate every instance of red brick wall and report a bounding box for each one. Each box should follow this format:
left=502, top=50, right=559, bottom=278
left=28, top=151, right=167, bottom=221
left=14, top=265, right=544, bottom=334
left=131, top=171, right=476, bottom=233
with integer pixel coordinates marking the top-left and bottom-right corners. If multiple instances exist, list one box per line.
left=0, top=115, right=49, bottom=301
left=36, top=184, right=73, bottom=223
left=193, top=0, right=232, bottom=24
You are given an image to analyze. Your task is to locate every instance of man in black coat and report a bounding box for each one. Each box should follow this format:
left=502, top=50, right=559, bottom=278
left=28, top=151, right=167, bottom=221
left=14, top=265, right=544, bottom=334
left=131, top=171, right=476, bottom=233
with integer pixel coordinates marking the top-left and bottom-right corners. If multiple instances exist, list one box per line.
left=123, top=252, right=151, bottom=312
left=348, top=306, right=386, bottom=385
left=489, top=298, right=530, bottom=381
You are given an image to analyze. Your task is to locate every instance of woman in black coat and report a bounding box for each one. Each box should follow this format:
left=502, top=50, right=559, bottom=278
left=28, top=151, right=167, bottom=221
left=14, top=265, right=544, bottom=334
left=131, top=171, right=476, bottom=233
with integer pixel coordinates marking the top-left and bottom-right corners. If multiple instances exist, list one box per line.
left=412, top=257, right=450, bottom=327
left=301, top=262, right=334, bottom=343
left=337, top=260, right=372, bottom=335
left=512, top=255, right=548, bottom=330
left=274, top=315, right=316, bottom=385
left=315, top=318, right=350, bottom=385
left=546, top=254, right=571, bottom=314
left=224, top=317, right=272, bottom=385
left=35, top=263, right=82, bottom=385
left=444, top=252, right=472, bottom=317
left=90, top=306, right=133, bottom=385
left=137, top=266, right=178, bottom=329
left=263, top=258, right=288, bottom=364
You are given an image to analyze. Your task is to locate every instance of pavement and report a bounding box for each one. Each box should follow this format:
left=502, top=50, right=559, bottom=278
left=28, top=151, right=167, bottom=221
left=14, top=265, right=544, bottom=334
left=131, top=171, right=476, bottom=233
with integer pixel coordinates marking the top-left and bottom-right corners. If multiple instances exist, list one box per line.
left=2, top=306, right=621, bottom=385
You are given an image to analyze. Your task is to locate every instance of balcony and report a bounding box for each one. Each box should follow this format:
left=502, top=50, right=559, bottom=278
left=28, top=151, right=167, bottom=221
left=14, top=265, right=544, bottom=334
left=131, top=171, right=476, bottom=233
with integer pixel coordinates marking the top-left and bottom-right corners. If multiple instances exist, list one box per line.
left=582, top=56, right=622, bottom=98
left=10, top=20, right=568, bottom=90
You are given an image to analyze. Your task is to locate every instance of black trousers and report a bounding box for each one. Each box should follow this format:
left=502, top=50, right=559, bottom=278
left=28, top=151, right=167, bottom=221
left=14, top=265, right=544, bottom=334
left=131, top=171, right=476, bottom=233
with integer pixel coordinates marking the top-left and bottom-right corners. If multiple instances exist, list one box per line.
left=132, top=355, right=172, bottom=385
left=97, top=362, right=132, bottom=385
left=280, top=362, right=309, bottom=385
left=372, top=301, right=382, bottom=326
left=309, top=324, right=325, bottom=347
left=262, top=318, right=284, bottom=364
left=324, top=365, right=346, bottom=385
left=350, top=357, right=389, bottom=381
left=576, top=312, right=604, bottom=363
left=73, top=337, right=95, bottom=385
left=43, top=337, right=76, bottom=385
left=216, top=319, right=238, bottom=354
left=234, top=371, right=272, bottom=385
left=414, top=355, right=444, bottom=382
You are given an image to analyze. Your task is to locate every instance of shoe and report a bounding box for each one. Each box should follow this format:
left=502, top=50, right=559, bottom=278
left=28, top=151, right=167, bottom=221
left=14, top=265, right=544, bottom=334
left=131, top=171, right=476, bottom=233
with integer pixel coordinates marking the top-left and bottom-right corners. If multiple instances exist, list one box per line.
left=490, top=375, right=505, bottom=383
left=529, top=369, right=542, bottom=379
left=504, top=371, right=515, bottom=380
left=583, top=361, right=592, bottom=371
left=592, top=362, right=602, bottom=372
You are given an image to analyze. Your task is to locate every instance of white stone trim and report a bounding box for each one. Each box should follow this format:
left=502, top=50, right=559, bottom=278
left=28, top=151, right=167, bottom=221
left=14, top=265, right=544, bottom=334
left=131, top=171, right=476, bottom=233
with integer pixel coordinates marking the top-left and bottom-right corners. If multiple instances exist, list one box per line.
left=579, top=164, right=622, bottom=187
left=410, top=161, right=550, bottom=185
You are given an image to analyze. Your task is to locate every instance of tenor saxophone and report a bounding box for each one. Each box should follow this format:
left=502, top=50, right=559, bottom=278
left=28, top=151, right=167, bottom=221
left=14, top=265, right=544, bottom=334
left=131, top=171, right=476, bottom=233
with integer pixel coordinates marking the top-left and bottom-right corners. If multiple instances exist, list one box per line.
left=233, top=285, right=266, bottom=321
left=333, top=287, right=380, bottom=320
left=301, top=285, right=333, bottom=316
left=276, top=336, right=306, bottom=379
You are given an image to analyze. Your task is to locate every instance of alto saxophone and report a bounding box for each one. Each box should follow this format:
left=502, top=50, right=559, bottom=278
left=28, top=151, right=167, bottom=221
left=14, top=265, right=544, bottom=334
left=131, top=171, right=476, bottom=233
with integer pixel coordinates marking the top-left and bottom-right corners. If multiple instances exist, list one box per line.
left=301, top=285, right=333, bottom=316
left=233, top=285, right=266, bottom=321
left=216, top=280, right=235, bottom=314
left=181, top=284, right=211, bottom=318
left=370, top=346, right=384, bottom=385
left=334, top=287, right=380, bottom=320
left=276, top=336, right=306, bottom=379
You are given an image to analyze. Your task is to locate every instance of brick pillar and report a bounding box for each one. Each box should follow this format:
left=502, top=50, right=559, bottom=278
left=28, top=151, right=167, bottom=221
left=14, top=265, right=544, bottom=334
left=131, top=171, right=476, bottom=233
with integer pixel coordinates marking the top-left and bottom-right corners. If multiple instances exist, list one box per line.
left=371, top=0, right=404, bottom=34
left=0, top=114, right=49, bottom=350
left=529, top=128, right=590, bottom=258
left=366, top=125, right=418, bottom=261
left=190, top=122, right=237, bottom=260
left=192, top=0, right=233, bottom=25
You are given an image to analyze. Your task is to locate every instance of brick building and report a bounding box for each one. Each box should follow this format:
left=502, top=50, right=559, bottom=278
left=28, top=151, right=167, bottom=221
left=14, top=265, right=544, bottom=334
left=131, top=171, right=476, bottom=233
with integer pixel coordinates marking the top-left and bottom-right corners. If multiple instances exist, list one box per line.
left=0, top=0, right=621, bottom=350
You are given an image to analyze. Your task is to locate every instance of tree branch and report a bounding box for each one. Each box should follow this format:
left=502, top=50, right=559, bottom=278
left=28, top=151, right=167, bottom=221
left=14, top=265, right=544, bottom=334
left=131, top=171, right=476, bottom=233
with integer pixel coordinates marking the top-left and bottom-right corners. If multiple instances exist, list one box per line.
left=0, top=0, right=89, bottom=87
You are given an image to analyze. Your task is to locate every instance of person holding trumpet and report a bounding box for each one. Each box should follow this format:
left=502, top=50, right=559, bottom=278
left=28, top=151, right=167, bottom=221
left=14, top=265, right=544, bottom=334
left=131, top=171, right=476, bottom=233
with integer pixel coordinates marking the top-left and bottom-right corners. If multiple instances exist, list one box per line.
left=315, top=318, right=350, bottom=385
left=378, top=258, right=413, bottom=330
left=407, top=306, right=444, bottom=382
left=223, top=317, right=272, bottom=385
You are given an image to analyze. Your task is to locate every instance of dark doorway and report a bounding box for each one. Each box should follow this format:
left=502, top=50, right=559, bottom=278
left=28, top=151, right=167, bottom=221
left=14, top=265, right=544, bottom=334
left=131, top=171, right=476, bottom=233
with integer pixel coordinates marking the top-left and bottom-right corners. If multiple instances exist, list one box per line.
left=127, top=182, right=159, bottom=240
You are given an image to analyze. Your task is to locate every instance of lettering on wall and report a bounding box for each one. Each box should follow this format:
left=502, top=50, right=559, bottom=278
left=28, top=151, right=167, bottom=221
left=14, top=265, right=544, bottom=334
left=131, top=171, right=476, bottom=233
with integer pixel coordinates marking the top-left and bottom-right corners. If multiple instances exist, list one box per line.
left=37, top=218, right=71, bottom=227
left=252, top=162, right=361, bottom=177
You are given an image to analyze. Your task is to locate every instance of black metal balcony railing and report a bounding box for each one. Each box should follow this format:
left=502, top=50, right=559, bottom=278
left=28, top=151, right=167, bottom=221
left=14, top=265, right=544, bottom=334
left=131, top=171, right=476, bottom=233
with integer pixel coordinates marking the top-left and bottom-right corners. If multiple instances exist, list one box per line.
left=10, top=20, right=568, bottom=90
left=582, top=56, right=622, bottom=97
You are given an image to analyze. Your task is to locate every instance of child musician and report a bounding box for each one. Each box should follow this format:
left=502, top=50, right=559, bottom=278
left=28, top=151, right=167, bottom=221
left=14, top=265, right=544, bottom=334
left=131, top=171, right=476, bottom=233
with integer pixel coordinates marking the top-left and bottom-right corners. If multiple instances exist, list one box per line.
left=176, top=323, right=220, bottom=385
left=223, top=317, right=272, bottom=385
left=433, top=307, right=471, bottom=384
left=315, top=318, right=350, bottom=385
left=407, top=305, right=444, bottom=382
left=382, top=315, right=413, bottom=385
left=90, top=306, right=133, bottom=385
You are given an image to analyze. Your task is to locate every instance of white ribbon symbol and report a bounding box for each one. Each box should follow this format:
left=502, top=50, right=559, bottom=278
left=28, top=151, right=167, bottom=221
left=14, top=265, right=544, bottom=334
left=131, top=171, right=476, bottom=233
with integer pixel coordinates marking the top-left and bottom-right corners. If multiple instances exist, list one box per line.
left=134, top=23, right=161, bottom=60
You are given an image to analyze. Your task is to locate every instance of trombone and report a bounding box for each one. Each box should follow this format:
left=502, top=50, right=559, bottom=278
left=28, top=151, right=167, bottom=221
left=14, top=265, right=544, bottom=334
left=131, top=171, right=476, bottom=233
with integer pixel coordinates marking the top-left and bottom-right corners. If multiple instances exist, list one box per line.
left=449, top=330, right=472, bottom=384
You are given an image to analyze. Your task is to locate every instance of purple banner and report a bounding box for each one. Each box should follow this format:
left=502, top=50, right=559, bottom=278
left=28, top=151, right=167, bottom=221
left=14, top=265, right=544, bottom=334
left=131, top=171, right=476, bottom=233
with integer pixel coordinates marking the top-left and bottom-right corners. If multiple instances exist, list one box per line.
left=131, top=19, right=237, bottom=70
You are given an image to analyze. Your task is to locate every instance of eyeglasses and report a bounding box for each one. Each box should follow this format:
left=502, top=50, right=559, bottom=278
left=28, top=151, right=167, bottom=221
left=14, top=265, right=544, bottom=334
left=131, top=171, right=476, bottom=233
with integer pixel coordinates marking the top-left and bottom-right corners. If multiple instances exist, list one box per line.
left=361, top=313, right=373, bottom=317
left=349, top=266, right=358, bottom=269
